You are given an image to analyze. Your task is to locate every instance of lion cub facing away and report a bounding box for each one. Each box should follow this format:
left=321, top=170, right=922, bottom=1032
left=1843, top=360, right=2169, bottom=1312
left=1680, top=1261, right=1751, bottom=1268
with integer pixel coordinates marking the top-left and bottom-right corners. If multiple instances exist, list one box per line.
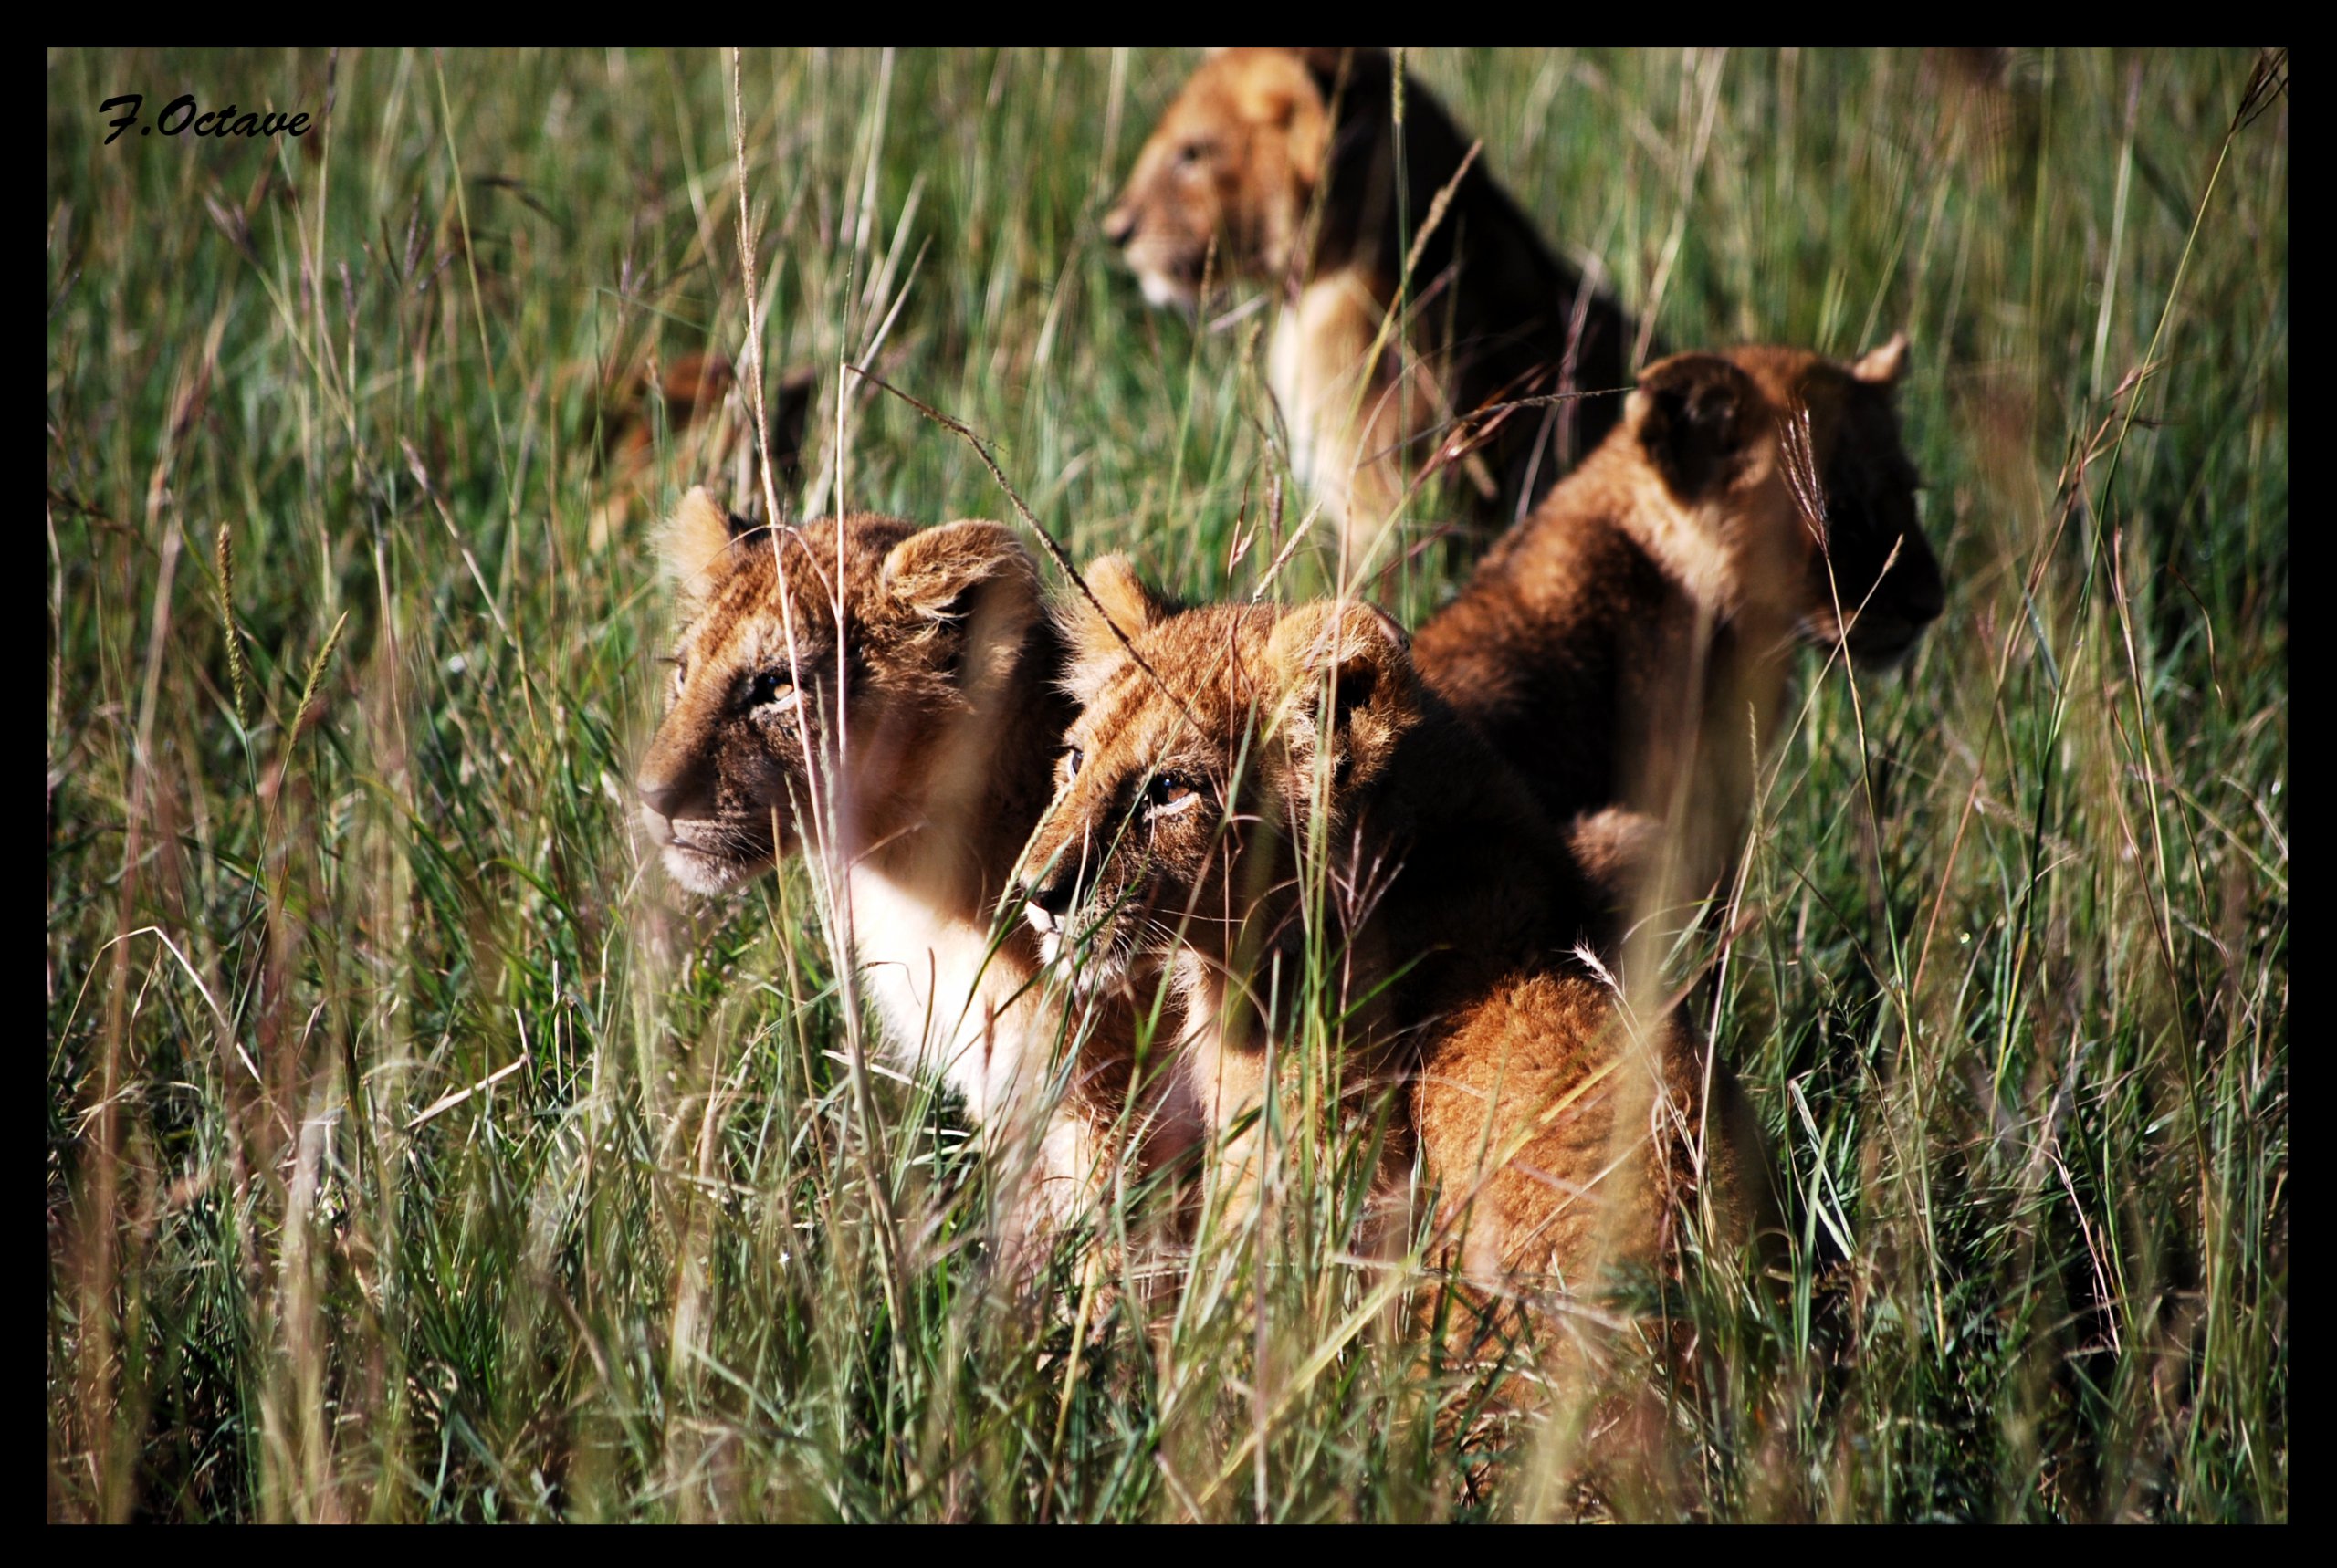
left=1106, top=48, right=1635, bottom=565
left=635, top=490, right=1193, bottom=1255
left=1413, top=337, right=1946, bottom=927
left=1015, top=562, right=1770, bottom=1311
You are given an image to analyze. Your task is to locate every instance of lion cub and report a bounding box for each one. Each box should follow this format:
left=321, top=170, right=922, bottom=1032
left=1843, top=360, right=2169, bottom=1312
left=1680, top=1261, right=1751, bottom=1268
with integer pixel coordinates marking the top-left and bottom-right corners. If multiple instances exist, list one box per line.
left=1413, top=337, right=1946, bottom=927
left=1015, top=562, right=1766, bottom=1299
left=636, top=490, right=1192, bottom=1253
left=1105, top=48, right=1635, bottom=566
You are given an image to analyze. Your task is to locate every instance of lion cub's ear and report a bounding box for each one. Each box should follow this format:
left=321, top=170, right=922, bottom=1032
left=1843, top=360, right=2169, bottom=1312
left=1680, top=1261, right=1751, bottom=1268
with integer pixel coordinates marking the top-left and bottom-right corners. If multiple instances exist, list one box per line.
left=1850, top=330, right=1913, bottom=387
left=880, top=520, right=1043, bottom=685
left=881, top=519, right=1032, bottom=616
left=1265, top=600, right=1418, bottom=798
left=660, top=486, right=756, bottom=609
left=1060, top=555, right=1176, bottom=696
left=1630, top=354, right=1763, bottom=504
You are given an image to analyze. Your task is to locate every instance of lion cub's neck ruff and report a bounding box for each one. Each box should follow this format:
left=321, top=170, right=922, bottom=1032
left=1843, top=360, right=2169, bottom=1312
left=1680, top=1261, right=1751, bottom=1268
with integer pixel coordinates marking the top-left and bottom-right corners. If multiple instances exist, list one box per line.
left=637, top=496, right=1071, bottom=1124
left=1104, top=48, right=1637, bottom=557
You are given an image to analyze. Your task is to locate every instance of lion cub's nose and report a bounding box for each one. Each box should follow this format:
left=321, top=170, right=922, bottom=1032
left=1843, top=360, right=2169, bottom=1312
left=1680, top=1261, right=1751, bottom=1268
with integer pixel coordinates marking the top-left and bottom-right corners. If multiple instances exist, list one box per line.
left=1100, top=205, right=1136, bottom=248
left=636, top=772, right=694, bottom=822
left=1018, top=872, right=1079, bottom=929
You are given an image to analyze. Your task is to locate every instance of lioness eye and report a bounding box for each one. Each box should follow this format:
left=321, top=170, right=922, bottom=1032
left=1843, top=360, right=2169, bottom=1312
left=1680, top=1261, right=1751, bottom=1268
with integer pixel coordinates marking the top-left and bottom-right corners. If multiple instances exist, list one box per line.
left=1147, top=773, right=1200, bottom=818
left=1176, top=140, right=1208, bottom=168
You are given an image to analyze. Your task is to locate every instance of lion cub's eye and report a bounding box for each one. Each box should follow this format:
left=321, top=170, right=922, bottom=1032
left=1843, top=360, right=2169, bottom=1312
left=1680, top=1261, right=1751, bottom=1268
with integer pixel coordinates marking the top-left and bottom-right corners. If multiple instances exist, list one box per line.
left=1063, top=746, right=1085, bottom=781
left=1175, top=139, right=1210, bottom=170
left=749, top=669, right=800, bottom=714
left=1145, top=772, right=1201, bottom=819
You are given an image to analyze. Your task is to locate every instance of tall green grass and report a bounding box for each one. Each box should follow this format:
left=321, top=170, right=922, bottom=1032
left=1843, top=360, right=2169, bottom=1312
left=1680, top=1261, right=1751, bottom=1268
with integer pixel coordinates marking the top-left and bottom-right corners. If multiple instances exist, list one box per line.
left=47, top=47, right=2285, bottom=1521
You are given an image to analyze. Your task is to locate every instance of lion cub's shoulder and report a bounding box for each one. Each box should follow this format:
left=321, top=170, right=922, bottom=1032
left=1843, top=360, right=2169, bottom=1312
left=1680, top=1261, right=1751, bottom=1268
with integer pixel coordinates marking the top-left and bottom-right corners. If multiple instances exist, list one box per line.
left=1413, top=339, right=1944, bottom=831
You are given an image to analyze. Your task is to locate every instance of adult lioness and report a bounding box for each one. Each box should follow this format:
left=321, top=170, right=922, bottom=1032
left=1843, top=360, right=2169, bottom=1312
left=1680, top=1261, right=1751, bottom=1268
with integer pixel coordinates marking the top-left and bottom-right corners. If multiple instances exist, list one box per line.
left=1411, top=337, right=1946, bottom=930
left=1014, top=562, right=1769, bottom=1306
left=636, top=490, right=1193, bottom=1255
left=1104, top=48, right=1636, bottom=568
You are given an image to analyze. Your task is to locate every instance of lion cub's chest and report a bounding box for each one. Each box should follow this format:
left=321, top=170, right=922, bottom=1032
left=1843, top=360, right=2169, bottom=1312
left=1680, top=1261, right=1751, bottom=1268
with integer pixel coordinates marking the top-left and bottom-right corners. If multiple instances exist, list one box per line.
left=846, top=866, right=1032, bottom=1124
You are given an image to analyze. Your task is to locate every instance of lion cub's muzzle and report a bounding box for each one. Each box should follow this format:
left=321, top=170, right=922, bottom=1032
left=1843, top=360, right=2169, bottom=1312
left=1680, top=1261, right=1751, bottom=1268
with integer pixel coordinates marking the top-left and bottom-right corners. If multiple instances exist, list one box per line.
left=635, top=764, right=711, bottom=854
left=1014, top=865, right=1085, bottom=968
left=636, top=762, right=777, bottom=893
left=635, top=766, right=706, bottom=827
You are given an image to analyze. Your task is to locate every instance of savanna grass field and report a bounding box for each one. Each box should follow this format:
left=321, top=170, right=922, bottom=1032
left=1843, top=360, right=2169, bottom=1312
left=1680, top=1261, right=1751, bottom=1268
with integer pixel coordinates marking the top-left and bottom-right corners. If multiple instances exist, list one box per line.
left=47, top=47, right=2287, bottom=1522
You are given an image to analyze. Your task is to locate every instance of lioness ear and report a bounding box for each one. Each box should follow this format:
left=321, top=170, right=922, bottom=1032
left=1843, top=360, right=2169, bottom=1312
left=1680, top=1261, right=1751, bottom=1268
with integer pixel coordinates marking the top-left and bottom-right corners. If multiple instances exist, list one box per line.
left=881, top=520, right=1042, bottom=684
left=1235, top=51, right=1309, bottom=127
left=1850, top=330, right=1913, bottom=387
left=1249, top=50, right=1336, bottom=181
left=1630, top=354, right=1762, bottom=503
left=660, top=486, right=749, bottom=605
left=1265, top=600, right=1418, bottom=797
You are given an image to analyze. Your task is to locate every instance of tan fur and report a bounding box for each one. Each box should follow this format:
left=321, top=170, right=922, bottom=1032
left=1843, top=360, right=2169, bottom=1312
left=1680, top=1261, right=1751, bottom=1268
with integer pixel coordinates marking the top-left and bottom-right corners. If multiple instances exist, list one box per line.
left=1105, top=48, right=1637, bottom=566
left=1412, top=339, right=1946, bottom=929
left=586, top=354, right=813, bottom=552
left=636, top=493, right=1195, bottom=1254
left=1016, top=569, right=1771, bottom=1334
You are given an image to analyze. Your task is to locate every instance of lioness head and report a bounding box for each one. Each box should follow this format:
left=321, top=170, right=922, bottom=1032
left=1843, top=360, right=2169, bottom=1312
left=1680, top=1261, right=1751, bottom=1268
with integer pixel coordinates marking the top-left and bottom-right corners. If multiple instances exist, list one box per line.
left=1626, top=334, right=1945, bottom=664
left=636, top=488, right=1043, bottom=894
left=1018, top=558, right=1417, bottom=991
left=1101, top=48, right=1351, bottom=308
